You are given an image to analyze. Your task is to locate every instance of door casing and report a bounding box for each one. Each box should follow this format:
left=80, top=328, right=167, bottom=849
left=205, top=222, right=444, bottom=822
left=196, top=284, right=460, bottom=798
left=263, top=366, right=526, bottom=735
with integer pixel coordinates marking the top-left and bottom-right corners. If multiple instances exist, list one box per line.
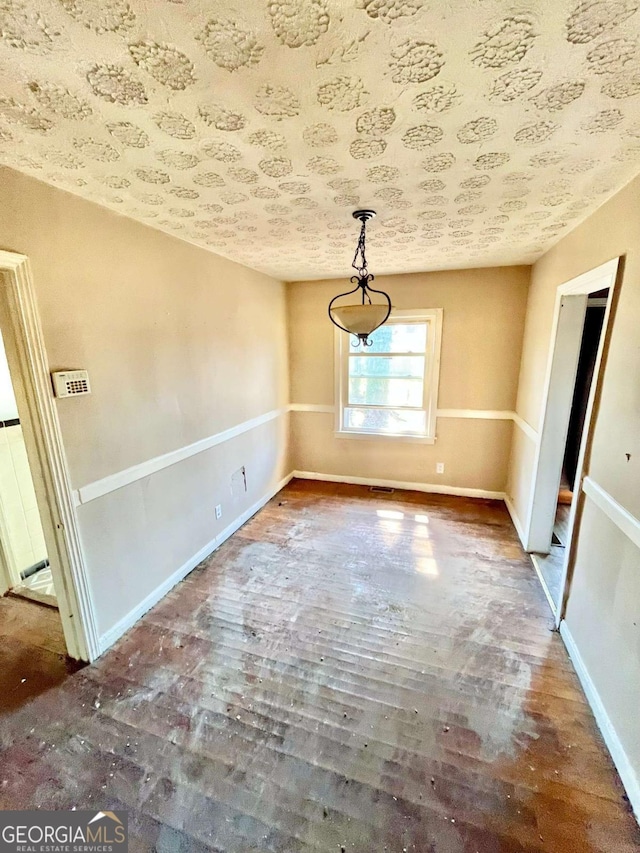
left=0, top=250, right=99, bottom=661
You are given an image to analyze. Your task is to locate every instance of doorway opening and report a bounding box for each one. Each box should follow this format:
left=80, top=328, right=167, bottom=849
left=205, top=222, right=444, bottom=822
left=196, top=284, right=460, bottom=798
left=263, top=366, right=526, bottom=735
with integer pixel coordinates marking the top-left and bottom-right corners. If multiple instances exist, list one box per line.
left=0, top=251, right=99, bottom=661
left=0, top=328, right=57, bottom=608
left=531, top=291, right=608, bottom=609
left=525, top=258, right=620, bottom=621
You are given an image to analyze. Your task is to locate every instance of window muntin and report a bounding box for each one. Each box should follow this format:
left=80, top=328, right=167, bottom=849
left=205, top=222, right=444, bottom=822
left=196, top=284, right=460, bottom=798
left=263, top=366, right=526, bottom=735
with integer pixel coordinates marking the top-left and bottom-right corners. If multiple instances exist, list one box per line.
left=336, top=310, right=442, bottom=440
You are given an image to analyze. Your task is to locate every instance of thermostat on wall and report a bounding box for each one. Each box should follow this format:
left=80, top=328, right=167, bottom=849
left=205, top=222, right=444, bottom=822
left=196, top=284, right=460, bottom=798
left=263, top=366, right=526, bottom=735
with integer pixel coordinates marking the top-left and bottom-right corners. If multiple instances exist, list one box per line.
left=51, top=370, right=91, bottom=398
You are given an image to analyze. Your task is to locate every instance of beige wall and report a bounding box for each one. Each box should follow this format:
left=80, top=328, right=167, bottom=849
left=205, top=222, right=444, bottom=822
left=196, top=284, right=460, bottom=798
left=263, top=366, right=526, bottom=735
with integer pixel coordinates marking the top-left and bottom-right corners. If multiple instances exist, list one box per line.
left=0, top=166, right=290, bottom=639
left=288, top=266, right=530, bottom=494
left=507, top=174, right=640, bottom=798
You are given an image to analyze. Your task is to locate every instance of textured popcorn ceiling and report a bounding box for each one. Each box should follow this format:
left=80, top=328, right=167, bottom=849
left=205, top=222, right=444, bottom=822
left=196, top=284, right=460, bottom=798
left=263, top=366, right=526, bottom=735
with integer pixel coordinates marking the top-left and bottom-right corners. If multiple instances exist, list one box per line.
left=2, top=1, right=640, bottom=281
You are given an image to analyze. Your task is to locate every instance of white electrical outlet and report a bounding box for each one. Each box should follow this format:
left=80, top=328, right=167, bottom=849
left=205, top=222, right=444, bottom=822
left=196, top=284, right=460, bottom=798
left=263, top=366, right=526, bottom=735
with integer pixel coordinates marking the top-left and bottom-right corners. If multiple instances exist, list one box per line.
left=436, top=462, right=445, bottom=474
left=215, top=504, right=222, bottom=519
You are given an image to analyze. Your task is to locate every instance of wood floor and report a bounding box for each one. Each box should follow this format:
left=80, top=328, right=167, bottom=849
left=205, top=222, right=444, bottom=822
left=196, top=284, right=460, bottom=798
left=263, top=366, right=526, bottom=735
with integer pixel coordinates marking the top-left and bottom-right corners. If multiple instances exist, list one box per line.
left=0, top=595, right=81, bottom=713
left=554, top=505, right=572, bottom=546
left=0, top=479, right=638, bottom=852
left=533, top=504, right=573, bottom=610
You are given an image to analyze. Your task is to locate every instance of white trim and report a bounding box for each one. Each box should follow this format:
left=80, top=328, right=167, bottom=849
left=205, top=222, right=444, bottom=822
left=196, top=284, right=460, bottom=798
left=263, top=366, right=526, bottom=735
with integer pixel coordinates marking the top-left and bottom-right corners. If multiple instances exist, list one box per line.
left=334, top=429, right=435, bottom=444
left=526, top=292, right=589, bottom=551
left=504, top=495, right=527, bottom=546
left=73, top=403, right=542, bottom=510
left=525, top=257, right=619, bottom=554
left=560, top=620, right=640, bottom=821
left=530, top=553, right=559, bottom=615
left=557, top=257, right=619, bottom=296
left=334, top=308, right=443, bottom=441
left=77, top=406, right=288, bottom=505
left=436, top=408, right=513, bottom=420
left=582, top=477, right=640, bottom=550
left=291, top=404, right=540, bottom=438
left=0, top=251, right=100, bottom=661
left=289, top=403, right=335, bottom=413
left=98, top=471, right=293, bottom=653
left=555, top=264, right=619, bottom=626
left=512, top=412, right=538, bottom=442
left=292, top=470, right=505, bottom=500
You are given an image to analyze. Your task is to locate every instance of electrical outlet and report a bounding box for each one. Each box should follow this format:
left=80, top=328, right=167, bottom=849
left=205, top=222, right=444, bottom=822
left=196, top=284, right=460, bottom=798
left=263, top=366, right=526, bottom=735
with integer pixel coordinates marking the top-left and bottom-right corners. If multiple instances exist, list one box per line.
left=436, top=462, right=445, bottom=474
left=215, top=504, right=222, bottom=519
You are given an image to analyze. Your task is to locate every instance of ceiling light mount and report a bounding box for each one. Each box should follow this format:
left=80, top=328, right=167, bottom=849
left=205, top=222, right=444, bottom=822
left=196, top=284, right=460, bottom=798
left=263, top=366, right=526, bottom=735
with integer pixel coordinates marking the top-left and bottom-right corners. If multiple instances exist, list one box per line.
left=352, top=209, right=376, bottom=223
left=328, top=209, right=391, bottom=347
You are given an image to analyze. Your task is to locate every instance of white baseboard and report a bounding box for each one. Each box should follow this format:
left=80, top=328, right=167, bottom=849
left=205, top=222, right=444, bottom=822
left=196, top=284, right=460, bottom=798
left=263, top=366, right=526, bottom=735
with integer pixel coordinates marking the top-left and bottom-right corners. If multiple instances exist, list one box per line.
left=504, top=494, right=527, bottom=547
left=529, top=553, right=559, bottom=615
left=560, top=620, right=640, bottom=821
left=98, top=472, right=294, bottom=654
left=291, top=470, right=505, bottom=500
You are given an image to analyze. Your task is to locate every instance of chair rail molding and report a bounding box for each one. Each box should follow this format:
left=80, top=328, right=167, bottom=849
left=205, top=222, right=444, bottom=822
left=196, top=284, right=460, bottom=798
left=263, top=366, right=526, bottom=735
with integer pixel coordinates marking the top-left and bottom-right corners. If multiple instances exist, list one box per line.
left=76, top=406, right=289, bottom=505
left=582, top=476, right=640, bottom=550
left=291, top=403, right=533, bottom=424
left=289, top=403, right=335, bottom=413
left=77, top=404, right=529, bottom=507
left=436, top=408, right=513, bottom=420
left=512, top=412, right=538, bottom=442
left=291, top=403, right=540, bottom=441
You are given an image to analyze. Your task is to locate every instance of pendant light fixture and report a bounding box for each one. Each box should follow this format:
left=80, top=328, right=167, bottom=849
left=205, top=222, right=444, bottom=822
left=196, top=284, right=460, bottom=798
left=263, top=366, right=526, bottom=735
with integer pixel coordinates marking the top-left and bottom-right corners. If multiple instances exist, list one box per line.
left=328, top=209, right=391, bottom=347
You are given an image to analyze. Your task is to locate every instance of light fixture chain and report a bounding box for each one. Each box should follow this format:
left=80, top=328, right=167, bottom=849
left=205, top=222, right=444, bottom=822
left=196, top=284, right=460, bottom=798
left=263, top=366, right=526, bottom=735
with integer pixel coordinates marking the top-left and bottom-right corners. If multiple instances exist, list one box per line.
left=327, top=208, right=390, bottom=347
left=351, top=219, right=368, bottom=277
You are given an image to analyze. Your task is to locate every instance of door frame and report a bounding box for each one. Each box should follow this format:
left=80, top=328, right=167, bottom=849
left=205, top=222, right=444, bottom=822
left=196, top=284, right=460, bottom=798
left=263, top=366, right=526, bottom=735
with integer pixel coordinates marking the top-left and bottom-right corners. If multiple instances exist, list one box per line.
left=524, top=257, right=621, bottom=624
left=0, top=250, right=99, bottom=661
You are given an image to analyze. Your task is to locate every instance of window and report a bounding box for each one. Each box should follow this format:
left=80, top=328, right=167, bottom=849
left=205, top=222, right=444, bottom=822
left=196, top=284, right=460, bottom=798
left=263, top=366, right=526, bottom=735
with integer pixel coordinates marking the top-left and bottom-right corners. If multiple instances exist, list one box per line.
left=335, top=309, right=442, bottom=441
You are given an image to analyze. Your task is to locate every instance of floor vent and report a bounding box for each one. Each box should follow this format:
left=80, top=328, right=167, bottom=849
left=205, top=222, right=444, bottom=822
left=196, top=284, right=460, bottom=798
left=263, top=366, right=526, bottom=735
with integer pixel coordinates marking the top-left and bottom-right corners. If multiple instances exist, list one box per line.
left=370, top=486, right=395, bottom=494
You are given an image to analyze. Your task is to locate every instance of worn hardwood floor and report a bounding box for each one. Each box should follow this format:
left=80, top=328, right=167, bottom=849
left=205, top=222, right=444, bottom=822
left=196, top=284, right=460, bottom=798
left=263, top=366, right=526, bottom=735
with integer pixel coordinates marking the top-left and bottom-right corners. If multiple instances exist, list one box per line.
left=0, top=479, right=638, bottom=852
left=0, top=595, right=81, bottom=713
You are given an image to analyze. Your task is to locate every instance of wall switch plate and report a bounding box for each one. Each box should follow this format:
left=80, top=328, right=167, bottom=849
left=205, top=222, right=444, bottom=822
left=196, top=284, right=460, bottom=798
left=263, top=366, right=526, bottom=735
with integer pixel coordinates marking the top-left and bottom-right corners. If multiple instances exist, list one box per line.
left=436, top=462, right=445, bottom=474
left=215, top=504, right=222, bottom=519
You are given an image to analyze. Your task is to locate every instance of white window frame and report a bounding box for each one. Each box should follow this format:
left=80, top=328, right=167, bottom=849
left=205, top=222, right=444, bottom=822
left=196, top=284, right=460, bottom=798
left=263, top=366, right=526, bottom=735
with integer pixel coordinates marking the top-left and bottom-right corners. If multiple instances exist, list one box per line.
left=334, top=308, right=443, bottom=443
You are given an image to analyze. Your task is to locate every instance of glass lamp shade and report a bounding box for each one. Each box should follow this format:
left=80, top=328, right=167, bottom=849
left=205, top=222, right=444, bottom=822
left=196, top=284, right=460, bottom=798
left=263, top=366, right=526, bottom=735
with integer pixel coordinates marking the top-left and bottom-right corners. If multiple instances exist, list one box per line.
left=330, top=303, right=389, bottom=336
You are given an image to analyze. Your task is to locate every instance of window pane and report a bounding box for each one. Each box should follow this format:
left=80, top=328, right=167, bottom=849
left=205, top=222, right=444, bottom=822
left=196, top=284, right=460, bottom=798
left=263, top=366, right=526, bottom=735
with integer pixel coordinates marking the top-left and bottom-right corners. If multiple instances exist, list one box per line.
left=344, top=407, right=426, bottom=434
left=349, top=322, right=427, bottom=354
left=349, top=377, right=423, bottom=407
left=349, top=355, right=425, bottom=379
left=348, top=355, right=425, bottom=406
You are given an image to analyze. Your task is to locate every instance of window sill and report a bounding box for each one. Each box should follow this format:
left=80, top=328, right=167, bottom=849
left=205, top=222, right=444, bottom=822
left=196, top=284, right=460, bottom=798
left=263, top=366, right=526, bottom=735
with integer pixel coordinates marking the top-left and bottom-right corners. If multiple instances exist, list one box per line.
left=334, top=430, right=436, bottom=444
